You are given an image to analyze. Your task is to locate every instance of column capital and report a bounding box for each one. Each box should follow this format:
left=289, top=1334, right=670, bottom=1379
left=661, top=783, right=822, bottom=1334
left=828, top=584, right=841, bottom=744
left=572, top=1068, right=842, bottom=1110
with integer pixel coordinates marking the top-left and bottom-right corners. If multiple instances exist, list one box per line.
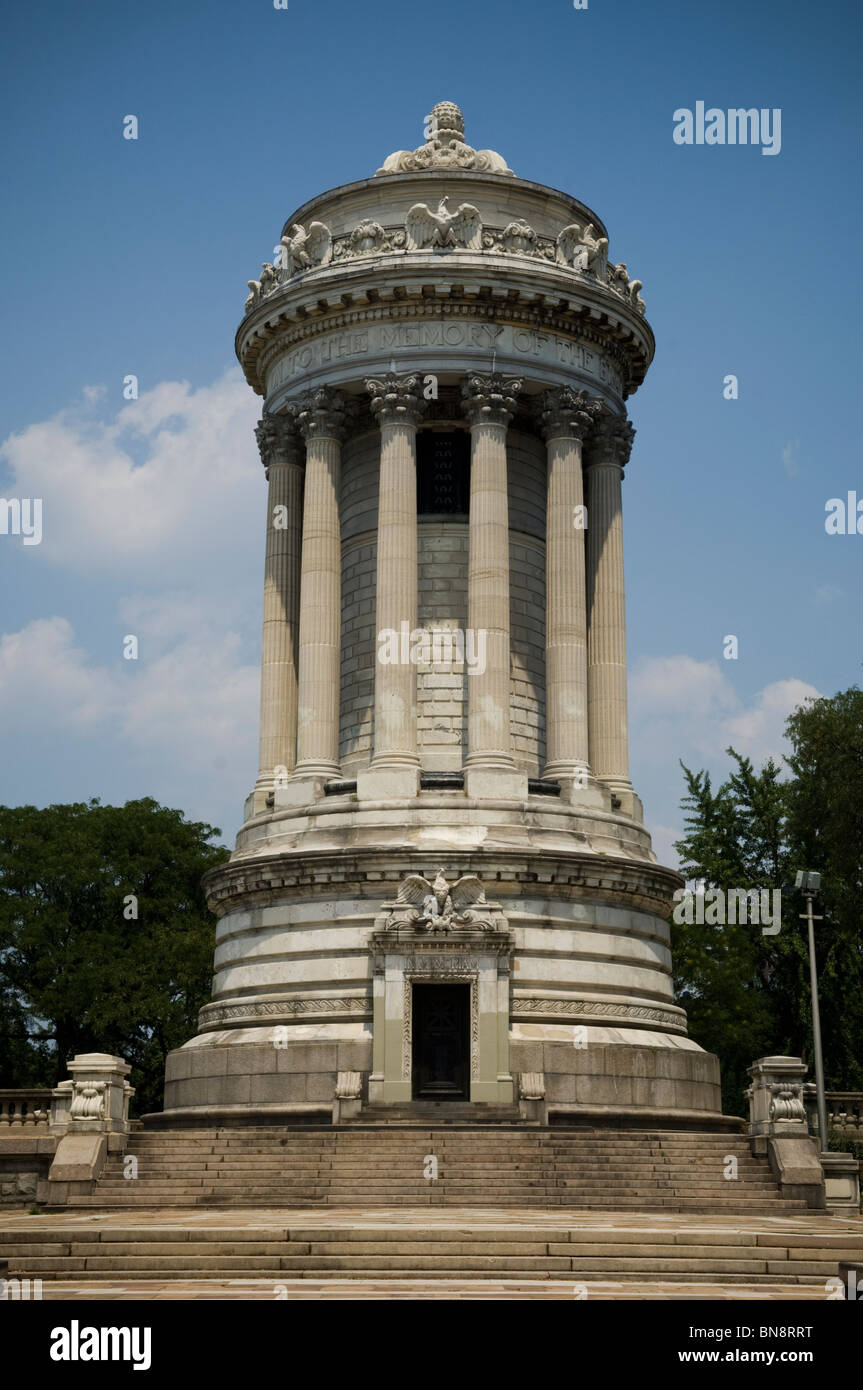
left=536, top=387, right=599, bottom=444
left=255, top=411, right=302, bottom=474
left=365, top=372, right=428, bottom=428
left=461, top=373, right=522, bottom=428
left=585, top=413, right=635, bottom=469
left=290, top=386, right=353, bottom=442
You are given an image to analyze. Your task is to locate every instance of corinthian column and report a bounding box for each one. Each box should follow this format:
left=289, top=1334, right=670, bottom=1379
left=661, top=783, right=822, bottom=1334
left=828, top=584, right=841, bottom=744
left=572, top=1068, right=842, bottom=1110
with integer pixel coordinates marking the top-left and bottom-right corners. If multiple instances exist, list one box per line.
left=585, top=413, right=637, bottom=815
left=286, top=386, right=350, bottom=798
left=462, top=373, right=527, bottom=801
left=538, top=387, right=595, bottom=789
left=252, top=411, right=303, bottom=813
left=357, top=373, right=426, bottom=801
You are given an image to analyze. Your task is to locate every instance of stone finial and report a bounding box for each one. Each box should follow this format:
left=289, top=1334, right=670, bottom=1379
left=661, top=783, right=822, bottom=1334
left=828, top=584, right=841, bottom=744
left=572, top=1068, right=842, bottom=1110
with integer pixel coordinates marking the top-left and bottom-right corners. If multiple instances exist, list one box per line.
left=365, top=372, right=428, bottom=428
left=376, top=101, right=514, bottom=177
left=255, top=411, right=301, bottom=473
left=537, top=387, right=598, bottom=444
left=461, top=373, right=522, bottom=428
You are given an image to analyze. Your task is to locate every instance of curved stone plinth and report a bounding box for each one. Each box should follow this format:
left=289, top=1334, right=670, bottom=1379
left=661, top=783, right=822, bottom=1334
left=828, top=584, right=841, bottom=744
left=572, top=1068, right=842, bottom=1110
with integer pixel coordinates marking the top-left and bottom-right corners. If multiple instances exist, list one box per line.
left=159, top=842, right=721, bottom=1126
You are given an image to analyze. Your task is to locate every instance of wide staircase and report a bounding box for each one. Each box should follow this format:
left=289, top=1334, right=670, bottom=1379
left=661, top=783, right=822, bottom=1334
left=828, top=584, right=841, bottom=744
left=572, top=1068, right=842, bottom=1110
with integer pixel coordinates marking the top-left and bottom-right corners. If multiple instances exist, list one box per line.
left=4, top=1213, right=861, bottom=1286
left=4, top=1127, right=861, bottom=1287
left=55, top=1126, right=805, bottom=1212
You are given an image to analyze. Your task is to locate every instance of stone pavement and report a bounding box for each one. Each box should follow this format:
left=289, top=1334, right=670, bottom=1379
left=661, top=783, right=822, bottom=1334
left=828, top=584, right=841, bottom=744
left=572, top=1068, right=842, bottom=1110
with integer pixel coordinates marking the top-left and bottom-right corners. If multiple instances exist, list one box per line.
left=2, top=1206, right=860, bottom=1300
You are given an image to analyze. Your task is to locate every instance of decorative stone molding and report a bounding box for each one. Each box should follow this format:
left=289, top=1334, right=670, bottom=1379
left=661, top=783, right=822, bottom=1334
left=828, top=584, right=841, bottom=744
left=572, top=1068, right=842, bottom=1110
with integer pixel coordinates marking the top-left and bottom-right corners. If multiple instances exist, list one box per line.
left=289, top=385, right=352, bottom=441
left=48, top=1054, right=134, bottom=1139
left=405, top=198, right=483, bottom=252
left=335, top=1071, right=362, bottom=1100
left=607, top=262, right=646, bottom=314
left=69, top=1082, right=105, bottom=1121
left=198, top=996, right=369, bottom=1030
left=513, top=998, right=687, bottom=1033
left=519, top=1072, right=546, bottom=1100
left=242, top=293, right=646, bottom=401
left=401, top=967, right=480, bottom=1081
left=201, top=849, right=682, bottom=920
left=461, top=373, right=522, bottom=428
left=536, top=386, right=597, bottom=443
left=746, top=1056, right=810, bottom=1139
left=365, top=372, right=427, bottom=428
left=381, top=868, right=506, bottom=936
left=367, top=869, right=513, bottom=1104
left=586, top=412, right=636, bottom=470
left=376, top=100, right=513, bottom=177
left=348, top=219, right=394, bottom=256
left=332, top=1070, right=363, bottom=1123
left=245, top=262, right=280, bottom=314
left=518, top=1070, right=548, bottom=1124
left=280, top=221, right=333, bottom=279
left=556, top=222, right=609, bottom=279
left=254, top=410, right=301, bottom=474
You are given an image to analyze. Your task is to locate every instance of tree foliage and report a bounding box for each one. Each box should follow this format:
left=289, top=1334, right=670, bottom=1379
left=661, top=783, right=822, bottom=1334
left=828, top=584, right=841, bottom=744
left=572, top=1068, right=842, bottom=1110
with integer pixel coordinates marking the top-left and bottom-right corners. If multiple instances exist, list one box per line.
left=673, top=688, right=863, bottom=1115
left=0, top=798, right=228, bottom=1115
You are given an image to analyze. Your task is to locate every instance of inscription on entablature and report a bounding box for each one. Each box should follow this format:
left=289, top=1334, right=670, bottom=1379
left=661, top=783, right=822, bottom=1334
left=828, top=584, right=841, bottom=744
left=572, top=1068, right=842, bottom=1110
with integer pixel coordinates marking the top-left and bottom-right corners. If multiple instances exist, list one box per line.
left=266, top=321, right=623, bottom=397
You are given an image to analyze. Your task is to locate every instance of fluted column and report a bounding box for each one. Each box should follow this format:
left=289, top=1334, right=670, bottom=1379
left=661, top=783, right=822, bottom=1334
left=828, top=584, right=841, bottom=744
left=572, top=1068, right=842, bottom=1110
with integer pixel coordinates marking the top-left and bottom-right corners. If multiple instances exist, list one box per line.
left=462, top=373, right=527, bottom=800
left=538, top=388, right=595, bottom=786
left=288, top=387, right=350, bottom=792
left=357, top=373, right=426, bottom=801
left=252, top=412, right=303, bottom=812
left=585, top=413, right=636, bottom=812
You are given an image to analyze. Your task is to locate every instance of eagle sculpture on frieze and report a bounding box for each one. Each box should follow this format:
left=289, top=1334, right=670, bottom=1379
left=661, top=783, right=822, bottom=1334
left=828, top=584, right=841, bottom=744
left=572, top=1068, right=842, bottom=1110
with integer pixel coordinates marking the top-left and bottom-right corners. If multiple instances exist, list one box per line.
left=385, top=868, right=494, bottom=934
left=404, top=197, right=482, bottom=251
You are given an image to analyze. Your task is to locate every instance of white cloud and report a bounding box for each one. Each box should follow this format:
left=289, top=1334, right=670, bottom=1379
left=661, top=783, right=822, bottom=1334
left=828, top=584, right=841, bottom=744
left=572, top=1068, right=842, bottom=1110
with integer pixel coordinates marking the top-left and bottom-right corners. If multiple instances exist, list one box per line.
left=722, top=677, right=820, bottom=766
left=0, top=369, right=261, bottom=579
left=782, top=439, right=799, bottom=478
left=0, top=614, right=259, bottom=777
left=630, top=655, right=820, bottom=770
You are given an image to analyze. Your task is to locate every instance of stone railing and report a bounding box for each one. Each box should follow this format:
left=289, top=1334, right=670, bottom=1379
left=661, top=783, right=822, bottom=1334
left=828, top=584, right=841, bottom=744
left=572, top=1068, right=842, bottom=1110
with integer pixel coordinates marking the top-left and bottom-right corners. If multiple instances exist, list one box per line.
left=0, top=1090, right=52, bottom=1129
left=803, top=1086, right=863, bottom=1140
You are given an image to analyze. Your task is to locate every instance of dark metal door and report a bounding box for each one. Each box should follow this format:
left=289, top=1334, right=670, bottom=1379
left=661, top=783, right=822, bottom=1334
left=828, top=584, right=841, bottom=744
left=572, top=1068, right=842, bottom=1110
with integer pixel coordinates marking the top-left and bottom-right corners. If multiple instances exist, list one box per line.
left=412, top=984, right=469, bottom=1099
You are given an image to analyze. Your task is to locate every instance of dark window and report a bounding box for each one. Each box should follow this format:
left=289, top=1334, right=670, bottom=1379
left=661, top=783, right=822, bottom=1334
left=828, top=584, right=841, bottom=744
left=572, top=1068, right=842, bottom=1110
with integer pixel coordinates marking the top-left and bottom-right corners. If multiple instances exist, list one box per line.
left=417, top=431, right=470, bottom=514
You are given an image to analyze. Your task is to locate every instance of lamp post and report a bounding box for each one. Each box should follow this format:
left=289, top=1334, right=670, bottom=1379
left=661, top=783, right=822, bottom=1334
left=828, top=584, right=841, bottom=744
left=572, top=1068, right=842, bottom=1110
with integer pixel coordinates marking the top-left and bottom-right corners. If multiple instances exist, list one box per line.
left=796, top=870, right=828, bottom=1152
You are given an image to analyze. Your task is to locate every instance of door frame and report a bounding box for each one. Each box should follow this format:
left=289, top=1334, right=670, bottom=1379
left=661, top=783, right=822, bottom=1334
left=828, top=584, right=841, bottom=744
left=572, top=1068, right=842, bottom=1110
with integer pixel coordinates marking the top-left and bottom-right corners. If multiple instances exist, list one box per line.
left=409, top=979, right=472, bottom=1099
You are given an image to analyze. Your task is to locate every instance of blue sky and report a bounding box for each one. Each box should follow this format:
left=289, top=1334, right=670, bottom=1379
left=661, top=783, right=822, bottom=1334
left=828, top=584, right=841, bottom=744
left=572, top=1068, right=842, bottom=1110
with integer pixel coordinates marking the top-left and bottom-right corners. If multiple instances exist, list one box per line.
left=1, top=0, right=861, bottom=861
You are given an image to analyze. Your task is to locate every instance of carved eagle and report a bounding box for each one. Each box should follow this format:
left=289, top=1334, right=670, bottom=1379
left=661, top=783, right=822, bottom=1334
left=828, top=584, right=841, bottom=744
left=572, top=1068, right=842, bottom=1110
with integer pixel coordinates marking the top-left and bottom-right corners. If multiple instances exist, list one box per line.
left=280, top=221, right=333, bottom=277
left=405, top=198, right=482, bottom=251
left=397, top=869, right=486, bottom=915
left=556, top=221, right=609, bottom=271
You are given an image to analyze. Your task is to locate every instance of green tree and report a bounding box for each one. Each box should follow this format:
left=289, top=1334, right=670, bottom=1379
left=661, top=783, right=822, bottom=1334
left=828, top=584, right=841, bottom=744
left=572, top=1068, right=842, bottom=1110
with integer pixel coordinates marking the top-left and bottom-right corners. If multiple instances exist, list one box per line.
left=0, top=798, right=228, bottom=1115
left=672, top=754, right=791, bottom=1115
left=785, top=689, right=863, bottom=1089
left=672, top=687, right=863, bottom=1115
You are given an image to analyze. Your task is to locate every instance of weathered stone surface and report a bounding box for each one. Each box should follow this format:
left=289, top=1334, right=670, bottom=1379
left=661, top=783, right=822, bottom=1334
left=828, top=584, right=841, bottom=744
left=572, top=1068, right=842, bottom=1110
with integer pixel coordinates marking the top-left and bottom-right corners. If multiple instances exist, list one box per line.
left=153, top=101, right=720, bottom=1127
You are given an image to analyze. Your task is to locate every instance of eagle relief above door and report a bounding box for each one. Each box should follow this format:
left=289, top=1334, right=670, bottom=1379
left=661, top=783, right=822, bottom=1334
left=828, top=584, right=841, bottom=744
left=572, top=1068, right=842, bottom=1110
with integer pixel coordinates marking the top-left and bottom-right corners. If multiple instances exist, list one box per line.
left=368, top=870, right=514, bottom=1106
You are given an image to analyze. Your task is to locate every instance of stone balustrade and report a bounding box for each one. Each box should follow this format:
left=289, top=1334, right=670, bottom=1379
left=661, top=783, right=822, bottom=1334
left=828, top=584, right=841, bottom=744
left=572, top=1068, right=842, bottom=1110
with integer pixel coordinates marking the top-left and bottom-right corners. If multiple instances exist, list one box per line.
left=0, top=1091, right=51, bottom=1128
left=803, top=1086, right=863, bottom=1140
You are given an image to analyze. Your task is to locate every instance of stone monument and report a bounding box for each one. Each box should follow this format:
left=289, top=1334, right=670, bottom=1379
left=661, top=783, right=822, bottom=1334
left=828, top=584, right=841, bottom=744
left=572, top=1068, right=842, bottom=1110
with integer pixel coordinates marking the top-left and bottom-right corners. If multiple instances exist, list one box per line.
left=159, top=102, right=723, bottom=1126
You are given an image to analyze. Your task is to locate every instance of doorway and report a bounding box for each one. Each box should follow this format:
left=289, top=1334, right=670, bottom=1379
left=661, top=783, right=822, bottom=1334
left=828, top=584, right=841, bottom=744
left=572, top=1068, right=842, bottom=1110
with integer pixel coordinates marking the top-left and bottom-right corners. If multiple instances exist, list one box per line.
left=411, top=983, right=470, bottom=1099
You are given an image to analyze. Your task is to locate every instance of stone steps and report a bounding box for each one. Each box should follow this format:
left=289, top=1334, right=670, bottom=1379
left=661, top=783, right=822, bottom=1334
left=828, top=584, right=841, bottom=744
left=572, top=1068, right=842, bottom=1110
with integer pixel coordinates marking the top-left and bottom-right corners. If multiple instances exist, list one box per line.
left=3, top=1220, right=860, bottom=1283
left=39, top=1127, right=811, bottom=1218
